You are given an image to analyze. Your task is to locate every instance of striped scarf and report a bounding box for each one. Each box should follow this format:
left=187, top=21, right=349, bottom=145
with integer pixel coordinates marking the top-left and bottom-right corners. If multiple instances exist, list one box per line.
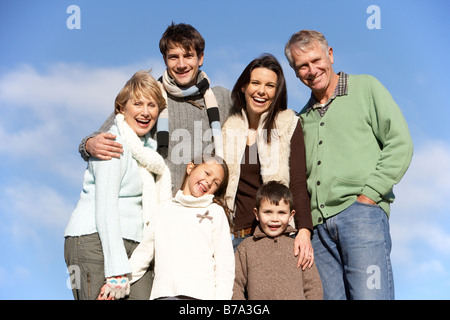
left=156, top=70, right=223, bottom=159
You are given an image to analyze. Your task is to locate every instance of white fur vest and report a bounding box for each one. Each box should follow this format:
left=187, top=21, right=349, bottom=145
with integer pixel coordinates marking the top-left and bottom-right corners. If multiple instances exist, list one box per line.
left=222, top=109, right=299, bottom=216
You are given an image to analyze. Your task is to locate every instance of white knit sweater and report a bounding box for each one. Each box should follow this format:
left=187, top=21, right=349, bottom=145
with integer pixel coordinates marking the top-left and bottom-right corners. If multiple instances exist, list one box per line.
left=128, top=191, right=235, bottom=300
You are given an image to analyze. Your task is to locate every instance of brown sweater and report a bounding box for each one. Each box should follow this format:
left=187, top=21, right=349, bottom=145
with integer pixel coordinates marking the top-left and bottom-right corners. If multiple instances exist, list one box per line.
left=232, top=225, right=323, bottom=300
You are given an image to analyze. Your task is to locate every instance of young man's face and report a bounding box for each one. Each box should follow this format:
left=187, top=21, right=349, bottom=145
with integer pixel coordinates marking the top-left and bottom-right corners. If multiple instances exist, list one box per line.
left=254, top=198, right=295, bottom=238
left=164, top=44, right=204, bottom=88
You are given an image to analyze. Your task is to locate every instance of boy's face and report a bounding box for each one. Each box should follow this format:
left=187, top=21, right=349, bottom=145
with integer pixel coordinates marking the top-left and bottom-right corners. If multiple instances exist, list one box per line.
left=254, top=198, right=295, bottom=238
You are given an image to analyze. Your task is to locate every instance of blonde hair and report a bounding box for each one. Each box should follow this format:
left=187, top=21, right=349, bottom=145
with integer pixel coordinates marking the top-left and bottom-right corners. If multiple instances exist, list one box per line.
left=114, top=70, right=166, bottom=114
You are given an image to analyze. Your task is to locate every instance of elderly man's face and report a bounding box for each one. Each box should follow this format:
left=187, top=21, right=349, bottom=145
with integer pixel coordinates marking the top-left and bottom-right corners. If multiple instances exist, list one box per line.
left=290, top=41, right=335, bottom=100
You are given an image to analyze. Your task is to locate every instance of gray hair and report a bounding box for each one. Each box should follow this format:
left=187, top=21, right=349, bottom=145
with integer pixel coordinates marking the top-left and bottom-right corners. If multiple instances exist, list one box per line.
left=284, top=30, right=329, bottom=68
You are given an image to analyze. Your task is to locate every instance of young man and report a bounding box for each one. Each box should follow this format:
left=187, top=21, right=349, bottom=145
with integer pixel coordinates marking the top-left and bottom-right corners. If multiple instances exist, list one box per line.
left=78, top=23, right=232, bottom=194
left=232, top=181, right=323, bottom=300
left=284, top=30, right=413, bottom=299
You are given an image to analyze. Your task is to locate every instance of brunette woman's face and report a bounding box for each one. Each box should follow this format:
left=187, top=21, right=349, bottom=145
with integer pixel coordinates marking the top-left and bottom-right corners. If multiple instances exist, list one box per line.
left=242, top=67, right=278, bottom=119
left=182, top=160, right=224, bottom=197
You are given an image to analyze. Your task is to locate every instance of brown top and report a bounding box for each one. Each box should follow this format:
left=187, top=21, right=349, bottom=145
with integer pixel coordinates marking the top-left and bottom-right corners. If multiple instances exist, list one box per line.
left=232, top=225, right=323, bottom=300
left=233, top=122, right=312, bottom=232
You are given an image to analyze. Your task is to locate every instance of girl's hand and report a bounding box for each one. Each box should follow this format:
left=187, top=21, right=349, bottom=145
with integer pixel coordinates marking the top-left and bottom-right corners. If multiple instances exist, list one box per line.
left=97, top=284, right=114, bottom=300
left=98, top=275, right=130, bottom=300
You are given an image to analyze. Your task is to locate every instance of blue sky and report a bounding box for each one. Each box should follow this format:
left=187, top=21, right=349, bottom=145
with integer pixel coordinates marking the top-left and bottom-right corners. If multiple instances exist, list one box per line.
left=0, top=0, right=449, bottom=300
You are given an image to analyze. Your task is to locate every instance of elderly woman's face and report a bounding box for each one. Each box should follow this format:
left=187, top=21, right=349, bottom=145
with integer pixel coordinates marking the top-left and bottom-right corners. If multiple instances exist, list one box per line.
left=120, top=95, right=159, bottom=137
left=242, top=67, right=278, bottom=119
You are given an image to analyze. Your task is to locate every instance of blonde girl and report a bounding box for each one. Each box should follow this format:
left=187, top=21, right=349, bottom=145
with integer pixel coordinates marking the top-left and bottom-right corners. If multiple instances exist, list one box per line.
left=125, top=154, right=235, bottom=300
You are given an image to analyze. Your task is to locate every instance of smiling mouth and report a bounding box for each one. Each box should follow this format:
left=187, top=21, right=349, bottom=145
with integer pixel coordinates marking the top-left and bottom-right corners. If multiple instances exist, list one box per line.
left=253, top=97, right=267, bottom=104
left=175, top=69, right=191, bottom=77
left=136, top=119, right=150, bottom=127
left=308, top=73, right=323, bottom=83
left=197, top=182, right=208, bottom=194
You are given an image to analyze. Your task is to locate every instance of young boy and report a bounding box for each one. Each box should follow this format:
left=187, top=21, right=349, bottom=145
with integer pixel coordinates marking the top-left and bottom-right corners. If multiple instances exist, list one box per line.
left=232, top=181, right=323, bottom=300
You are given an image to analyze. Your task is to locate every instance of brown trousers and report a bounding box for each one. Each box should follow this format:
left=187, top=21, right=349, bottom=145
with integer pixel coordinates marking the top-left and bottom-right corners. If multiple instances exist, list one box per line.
left=64, top=233, right=153, bottom=300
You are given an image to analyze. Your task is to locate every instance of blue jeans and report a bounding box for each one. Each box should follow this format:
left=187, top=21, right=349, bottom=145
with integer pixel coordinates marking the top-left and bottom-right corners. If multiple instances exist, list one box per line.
left=312, top=201, right=394, bottom=300
left=232, top=234, right=251, bottom=251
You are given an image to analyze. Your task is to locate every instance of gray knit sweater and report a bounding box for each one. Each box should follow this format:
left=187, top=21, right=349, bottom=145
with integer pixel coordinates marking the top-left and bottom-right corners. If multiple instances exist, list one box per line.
left=79, top=85, right=231, bottom=196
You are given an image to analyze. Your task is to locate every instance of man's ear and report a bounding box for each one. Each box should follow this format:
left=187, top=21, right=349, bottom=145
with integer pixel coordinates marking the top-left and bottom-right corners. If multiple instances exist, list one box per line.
left=327, top=46, right=334, bottom=64
left=198, top=52, right=204, bottom=67
left=253, top=208, right=260, bottom=221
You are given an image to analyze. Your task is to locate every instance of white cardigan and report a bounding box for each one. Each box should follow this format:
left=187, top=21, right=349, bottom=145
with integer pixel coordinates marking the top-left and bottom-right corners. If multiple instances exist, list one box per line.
left=128, top=191, right=235, bottom=300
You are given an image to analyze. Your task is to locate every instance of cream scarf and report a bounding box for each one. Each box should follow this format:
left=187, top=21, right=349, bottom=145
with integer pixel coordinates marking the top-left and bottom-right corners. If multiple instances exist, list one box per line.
left=115, top=113, right=172, bottom=226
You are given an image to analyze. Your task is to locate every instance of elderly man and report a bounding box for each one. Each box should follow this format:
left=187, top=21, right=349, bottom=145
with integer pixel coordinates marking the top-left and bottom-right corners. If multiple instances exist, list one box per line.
left=284, top=30, right=413, bottom=300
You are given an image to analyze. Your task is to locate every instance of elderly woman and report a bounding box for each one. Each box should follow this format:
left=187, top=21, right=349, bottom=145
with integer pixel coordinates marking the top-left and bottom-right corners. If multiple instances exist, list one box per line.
left=64, top=70, right=171, bottom=300
left=222, top=54, right=314, bottom=269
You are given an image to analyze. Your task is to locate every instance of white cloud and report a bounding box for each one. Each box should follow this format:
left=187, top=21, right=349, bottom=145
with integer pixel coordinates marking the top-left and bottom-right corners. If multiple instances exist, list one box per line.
left=0, top=180, right=75, bottom=241
left=393, top=140, right=450, bottom=211
left=0, top=265, right=31, bottom=289
left=0, top=61, right=165, bottom=117
left=390, top=140, right=450, bottom=287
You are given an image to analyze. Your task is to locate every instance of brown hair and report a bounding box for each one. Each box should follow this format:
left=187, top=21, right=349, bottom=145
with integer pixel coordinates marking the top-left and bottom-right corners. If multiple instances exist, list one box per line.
left=255, top=181, right=294, bottom=211
left=159, top=22, right=205, bottom=59
left=230, top=53, right=287, bottom=143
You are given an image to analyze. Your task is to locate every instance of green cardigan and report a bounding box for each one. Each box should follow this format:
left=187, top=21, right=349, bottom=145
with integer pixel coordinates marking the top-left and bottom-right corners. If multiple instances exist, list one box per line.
left=299, top=74, right=413, bottom=226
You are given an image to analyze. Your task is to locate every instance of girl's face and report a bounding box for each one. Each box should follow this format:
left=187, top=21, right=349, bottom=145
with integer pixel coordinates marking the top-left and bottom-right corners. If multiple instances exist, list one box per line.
left=182, top=160, right=225, bottom=197
left=120, top=95, right=159, bottom=137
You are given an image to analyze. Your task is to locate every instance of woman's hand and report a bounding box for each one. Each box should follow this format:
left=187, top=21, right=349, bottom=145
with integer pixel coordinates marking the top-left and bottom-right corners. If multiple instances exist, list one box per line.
left=294, top=228, right=314, bottom=270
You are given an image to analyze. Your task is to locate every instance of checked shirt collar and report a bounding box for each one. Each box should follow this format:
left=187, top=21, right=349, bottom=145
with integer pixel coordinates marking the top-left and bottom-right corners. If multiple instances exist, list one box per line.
left=305, top=71, right=348, bottom=117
